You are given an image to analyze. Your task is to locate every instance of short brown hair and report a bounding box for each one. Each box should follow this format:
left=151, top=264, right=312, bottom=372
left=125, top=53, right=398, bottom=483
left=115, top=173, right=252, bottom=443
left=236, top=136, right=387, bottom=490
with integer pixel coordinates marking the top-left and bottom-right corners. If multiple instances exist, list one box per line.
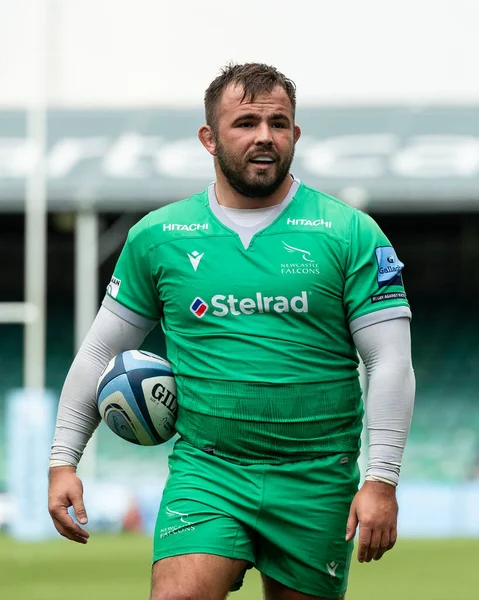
left=204, top=62, right=296, bottom=131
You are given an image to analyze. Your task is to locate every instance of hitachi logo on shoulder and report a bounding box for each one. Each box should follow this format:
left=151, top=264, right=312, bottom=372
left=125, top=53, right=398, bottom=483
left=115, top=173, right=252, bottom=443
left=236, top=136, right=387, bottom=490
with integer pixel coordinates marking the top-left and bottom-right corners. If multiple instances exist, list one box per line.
left=211, top=292, right=309, bottom=316
left=287, top=218, right=332, bottom=228
left=163, top=223, right=209, bottom=231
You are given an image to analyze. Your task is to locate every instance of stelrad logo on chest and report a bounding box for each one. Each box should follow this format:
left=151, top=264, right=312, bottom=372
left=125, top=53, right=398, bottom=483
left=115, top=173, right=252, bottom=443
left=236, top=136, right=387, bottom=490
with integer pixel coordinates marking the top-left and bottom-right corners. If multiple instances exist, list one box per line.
left=190, top=291, right=309, bottom=318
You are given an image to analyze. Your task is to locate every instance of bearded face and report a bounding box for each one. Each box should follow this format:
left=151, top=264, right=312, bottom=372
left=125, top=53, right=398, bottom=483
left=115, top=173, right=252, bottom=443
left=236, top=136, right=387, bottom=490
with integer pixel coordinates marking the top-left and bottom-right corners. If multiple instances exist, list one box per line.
left=215, top=136, right=295, bottom=198
left=200, top=84, right=300, bottom=202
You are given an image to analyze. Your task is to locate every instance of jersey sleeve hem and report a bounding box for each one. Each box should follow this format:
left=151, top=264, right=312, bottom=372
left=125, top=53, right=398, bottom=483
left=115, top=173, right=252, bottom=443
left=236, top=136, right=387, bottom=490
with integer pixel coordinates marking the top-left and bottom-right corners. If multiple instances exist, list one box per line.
left=349, top=306, right=412, bottom=334
left=102, top=295, right=158, bottom=330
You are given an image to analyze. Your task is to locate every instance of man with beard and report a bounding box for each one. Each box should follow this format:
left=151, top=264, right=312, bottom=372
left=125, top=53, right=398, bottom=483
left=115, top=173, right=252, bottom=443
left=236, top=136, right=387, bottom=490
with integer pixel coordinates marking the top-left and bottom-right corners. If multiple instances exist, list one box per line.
left=48, top=63, right=415, bottom=600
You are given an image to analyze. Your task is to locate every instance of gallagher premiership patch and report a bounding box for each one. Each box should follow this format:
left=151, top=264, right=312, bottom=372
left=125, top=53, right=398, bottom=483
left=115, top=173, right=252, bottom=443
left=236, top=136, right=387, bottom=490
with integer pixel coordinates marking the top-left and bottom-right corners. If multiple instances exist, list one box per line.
left=375, top=246, right=404, bottom=288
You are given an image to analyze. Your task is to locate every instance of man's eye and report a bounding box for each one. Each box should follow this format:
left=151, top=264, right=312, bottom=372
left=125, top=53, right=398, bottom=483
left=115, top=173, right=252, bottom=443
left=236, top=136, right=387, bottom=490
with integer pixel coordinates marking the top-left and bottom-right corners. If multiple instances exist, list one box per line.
left=238, top=123, right=253, bottom=128
left=272, top=123, right=286, bottom=128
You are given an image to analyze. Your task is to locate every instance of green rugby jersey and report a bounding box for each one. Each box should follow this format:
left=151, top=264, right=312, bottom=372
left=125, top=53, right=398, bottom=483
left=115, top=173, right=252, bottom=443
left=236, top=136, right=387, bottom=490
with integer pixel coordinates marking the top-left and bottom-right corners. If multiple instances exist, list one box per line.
left=104, top=178, right=411, bottom=463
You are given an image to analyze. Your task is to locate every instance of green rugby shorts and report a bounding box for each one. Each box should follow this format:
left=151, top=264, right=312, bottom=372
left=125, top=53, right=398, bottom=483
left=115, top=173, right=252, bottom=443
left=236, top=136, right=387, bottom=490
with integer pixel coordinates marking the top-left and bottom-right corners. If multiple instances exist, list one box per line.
left=153, top=440, right=359, bottom=598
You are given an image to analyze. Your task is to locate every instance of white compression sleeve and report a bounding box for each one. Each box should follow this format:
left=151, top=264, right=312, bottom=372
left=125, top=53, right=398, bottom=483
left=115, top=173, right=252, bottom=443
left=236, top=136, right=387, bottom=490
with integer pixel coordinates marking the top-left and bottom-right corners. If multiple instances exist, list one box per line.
left=49, top=305, right=153, bottom=468
left=352, top=317, right=415, bottom=486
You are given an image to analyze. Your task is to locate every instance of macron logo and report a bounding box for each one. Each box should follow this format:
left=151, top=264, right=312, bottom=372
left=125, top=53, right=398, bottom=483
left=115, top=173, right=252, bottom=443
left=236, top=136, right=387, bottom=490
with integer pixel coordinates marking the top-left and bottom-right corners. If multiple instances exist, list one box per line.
left=188, top=251, right=204, bottom=271
left=326, top=561, right=338, bottom=577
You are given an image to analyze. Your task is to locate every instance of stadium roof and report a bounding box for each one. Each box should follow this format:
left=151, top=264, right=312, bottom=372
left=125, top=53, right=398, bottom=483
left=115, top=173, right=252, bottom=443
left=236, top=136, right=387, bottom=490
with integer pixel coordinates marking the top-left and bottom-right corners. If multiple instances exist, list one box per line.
left=1, top=107, right=479, bottom=212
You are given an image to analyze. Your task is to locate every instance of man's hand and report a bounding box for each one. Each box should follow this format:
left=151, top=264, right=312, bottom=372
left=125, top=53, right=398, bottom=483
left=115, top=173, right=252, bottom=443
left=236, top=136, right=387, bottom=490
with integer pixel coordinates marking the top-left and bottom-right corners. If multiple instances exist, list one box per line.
left=48, top=465, right=90, bottom=544
left=345, top=480, right=398, bottom=563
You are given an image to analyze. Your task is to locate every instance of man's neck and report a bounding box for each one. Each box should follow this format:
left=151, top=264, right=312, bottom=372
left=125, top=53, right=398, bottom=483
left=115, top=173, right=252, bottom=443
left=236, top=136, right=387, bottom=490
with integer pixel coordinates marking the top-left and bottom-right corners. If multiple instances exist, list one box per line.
left=214, top=173, right=294, bottom=209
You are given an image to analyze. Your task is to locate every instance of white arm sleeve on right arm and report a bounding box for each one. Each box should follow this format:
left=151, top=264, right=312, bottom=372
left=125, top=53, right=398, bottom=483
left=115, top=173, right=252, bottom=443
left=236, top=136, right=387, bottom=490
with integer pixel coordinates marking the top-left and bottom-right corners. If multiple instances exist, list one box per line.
left=49, top=304, right=154, bottom=468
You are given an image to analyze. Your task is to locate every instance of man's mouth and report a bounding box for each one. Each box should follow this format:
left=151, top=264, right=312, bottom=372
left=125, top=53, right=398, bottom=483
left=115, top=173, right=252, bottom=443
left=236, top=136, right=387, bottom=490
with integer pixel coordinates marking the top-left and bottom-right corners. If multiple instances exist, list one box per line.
left=249, top=155, right=276, bottom=164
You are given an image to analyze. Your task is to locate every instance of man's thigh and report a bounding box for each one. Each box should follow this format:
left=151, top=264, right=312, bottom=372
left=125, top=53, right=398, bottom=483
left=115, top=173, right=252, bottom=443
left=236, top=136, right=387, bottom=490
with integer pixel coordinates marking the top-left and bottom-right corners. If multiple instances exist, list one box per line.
left=151, top=554, right=249, bottom=600
left=256, top=453, right=360, bottom=599
left=153, top=441, right=258, bottom=592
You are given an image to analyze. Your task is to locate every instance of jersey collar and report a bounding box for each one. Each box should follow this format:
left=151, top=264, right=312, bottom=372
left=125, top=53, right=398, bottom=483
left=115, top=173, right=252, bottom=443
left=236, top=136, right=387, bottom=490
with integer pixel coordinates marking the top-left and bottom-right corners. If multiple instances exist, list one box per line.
left=207, top=176, right=301, bottom=249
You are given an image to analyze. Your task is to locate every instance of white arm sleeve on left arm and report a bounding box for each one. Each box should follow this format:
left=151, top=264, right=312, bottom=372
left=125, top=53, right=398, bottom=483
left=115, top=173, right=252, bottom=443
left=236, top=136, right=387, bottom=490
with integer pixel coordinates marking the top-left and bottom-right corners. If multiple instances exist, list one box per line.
left=352, top=317, right=415, bottom=486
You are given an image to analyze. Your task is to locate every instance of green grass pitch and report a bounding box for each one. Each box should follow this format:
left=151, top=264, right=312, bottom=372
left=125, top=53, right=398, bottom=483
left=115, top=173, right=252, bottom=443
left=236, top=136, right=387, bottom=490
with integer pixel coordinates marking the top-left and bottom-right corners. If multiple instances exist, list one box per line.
left=0, top=534, right=477, bottom=599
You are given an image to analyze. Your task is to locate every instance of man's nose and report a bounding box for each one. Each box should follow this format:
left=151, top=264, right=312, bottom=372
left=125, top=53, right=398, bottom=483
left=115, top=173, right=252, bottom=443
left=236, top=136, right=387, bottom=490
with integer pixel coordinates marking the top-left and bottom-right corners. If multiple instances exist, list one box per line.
left=254, top=122, right=273, bottom=145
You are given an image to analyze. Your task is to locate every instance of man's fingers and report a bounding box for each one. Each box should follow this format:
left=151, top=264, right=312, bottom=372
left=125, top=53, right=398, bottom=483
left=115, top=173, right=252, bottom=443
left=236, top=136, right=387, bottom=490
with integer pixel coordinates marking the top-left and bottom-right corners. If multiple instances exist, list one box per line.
left=365, top=528, right=382, bottom=562
left=63, top=482, right=89, bottom=525
left=72, top=498, right=88, bottom=525
left=388, top=527, right=397, bottom=550
left=359, top=524, right=397, bottom=562
left=54, top=512, right=89, bottom=539
left=50, top=505, right=90, bottom=542
left=345, top=507, right=358, bottom=542
left=52, top=515, right=89, bottom=543
left=357, top=525, right=372, bottom=563
left=372, top=529, right=390, bottom=561
left=48, top=468, right=90, bottom=544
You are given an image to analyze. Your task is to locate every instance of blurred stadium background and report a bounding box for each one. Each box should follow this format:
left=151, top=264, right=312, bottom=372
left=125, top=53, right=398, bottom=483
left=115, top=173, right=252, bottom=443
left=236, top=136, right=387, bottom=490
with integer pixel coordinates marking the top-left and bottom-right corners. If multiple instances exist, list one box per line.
left=1, top=1, right=479, bottom=598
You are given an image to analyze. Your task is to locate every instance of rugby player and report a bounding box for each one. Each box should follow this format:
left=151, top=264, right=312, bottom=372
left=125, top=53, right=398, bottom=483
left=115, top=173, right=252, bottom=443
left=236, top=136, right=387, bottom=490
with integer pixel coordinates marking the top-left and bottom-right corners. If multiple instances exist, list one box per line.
left=48, top=63, right=415, bottom=600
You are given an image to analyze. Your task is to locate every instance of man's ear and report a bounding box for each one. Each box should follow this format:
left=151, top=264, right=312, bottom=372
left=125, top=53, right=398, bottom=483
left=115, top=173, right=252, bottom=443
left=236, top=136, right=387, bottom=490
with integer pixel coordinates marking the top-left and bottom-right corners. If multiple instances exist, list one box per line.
left=198, top=125, right=217, bottom=156
left=294, top=124, right=301, bottom=144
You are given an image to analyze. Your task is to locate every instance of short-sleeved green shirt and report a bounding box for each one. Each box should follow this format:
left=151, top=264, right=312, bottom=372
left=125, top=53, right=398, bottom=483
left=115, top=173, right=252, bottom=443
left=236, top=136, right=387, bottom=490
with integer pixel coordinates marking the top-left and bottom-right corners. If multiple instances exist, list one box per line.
left=105, top=179, right=410, bottom=464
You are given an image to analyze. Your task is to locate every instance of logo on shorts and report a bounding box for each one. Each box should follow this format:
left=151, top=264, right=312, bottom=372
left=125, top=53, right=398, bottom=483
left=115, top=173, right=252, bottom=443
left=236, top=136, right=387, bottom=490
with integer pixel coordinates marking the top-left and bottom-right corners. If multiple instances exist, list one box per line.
left=190, top=297, right=208, bottom=318
left=159, top=506, right=196, bottom=538
left=166, top=507, right=193, bottom=526
left=326, top=561, right=339, bottom=577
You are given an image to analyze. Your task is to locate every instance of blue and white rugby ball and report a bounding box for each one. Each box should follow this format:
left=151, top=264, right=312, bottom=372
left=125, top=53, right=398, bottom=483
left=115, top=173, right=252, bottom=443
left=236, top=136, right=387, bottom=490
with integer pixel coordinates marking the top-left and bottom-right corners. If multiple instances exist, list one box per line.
left=97, top=350, right=177, bottom=446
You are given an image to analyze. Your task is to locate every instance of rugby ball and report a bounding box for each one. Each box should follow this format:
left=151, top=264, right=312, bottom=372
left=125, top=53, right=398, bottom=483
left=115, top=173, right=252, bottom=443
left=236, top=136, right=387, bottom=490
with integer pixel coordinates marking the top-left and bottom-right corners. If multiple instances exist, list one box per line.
left=97, top=350, right=177, bottom=446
